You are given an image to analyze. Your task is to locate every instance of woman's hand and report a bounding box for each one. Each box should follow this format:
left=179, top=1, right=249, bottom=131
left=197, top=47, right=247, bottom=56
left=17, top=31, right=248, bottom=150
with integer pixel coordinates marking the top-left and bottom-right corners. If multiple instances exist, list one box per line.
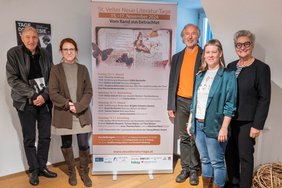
left=69, top=102, right=77, bottom=113
left=250, top=127, right=260, bottom=138
left=186, top=121, right=192, bottom=136
left=218, top=127, right=228, bottom=142
left=218, top=116, right=231, bottom=142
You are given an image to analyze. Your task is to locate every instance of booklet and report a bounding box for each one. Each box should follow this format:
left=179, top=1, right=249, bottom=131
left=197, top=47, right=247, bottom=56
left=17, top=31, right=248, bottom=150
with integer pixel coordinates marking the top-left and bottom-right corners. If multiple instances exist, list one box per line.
left=29, top=77, right=46, bottom=94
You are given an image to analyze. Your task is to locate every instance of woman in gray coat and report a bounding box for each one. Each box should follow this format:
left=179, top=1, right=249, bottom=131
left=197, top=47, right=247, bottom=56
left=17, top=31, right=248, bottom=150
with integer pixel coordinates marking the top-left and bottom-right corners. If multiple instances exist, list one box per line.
left=49, top=38, right=93, bottom=187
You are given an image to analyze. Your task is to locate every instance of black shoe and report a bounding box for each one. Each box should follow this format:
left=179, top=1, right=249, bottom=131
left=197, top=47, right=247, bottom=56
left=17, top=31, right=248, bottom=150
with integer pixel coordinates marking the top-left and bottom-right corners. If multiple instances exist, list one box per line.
left=189, top=170, right=199, bottom=186
left=176, top=170, right=189, bottom=183
left=29, top=170, right=39, bottom=186
left=39, top=167, right=57, bottom=178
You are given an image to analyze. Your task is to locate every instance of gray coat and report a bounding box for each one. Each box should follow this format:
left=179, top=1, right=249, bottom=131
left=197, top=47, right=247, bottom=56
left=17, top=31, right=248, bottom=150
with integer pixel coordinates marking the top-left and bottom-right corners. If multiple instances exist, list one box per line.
left=6, top=45, right=53, bottom=111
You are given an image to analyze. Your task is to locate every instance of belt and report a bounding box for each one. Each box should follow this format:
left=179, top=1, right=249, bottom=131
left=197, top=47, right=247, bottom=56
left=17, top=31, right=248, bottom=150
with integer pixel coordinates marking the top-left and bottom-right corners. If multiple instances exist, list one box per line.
left=196, top=118, right=205, bottom=123
left=176, top=95, right=192, bottom=100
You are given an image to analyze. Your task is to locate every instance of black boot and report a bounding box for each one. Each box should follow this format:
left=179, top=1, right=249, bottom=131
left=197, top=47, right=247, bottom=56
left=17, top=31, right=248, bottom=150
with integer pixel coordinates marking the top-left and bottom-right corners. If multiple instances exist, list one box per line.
left=175, top=169, right=189, bottom=183
left=189, top=170, right=199, bottom=185
left=61, top=147, right=77, bottom=186
left=79, top=148, right=92, bottom=187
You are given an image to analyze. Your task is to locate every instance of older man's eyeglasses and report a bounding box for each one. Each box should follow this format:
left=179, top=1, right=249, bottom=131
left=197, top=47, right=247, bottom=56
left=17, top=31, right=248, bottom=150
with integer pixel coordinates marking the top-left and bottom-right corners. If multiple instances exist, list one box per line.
left=62, top=48, right=75, bottom=53
left=235, top=42, right=252, bottom=49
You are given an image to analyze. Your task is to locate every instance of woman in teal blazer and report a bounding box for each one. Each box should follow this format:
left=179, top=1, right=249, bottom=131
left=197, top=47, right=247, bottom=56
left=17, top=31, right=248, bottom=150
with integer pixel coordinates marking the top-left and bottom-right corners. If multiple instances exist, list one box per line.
left=187, top=39, right=237, bottom=188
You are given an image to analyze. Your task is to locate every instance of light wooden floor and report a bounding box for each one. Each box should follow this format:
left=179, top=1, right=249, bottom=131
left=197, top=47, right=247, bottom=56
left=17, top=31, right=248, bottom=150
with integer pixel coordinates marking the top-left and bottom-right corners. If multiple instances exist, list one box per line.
left=0, top=157, right=203, bottom=188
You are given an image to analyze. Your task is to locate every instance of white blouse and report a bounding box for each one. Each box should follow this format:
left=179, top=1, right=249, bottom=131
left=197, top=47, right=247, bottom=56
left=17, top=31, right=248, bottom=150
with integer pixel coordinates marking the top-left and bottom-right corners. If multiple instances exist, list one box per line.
left=195, top=69, right=218, bottom=119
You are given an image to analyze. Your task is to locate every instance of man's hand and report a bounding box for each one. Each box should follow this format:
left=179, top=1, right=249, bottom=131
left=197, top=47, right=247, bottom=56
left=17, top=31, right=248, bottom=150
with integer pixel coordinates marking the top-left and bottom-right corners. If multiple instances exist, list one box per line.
left=186, top=122, right=192, bottom=136
left=168, top=110, right=175, bottom=118
left=33, top=95, right=45, bottom=106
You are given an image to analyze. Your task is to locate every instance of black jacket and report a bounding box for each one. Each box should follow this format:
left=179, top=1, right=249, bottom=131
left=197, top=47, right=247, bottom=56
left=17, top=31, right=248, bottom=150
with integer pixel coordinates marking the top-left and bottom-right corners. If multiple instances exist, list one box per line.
left=167, top=46, right=202, bottom=111
left=6, top=45, right=53, bottom=111
left=227, top=59, right=271, bottom=130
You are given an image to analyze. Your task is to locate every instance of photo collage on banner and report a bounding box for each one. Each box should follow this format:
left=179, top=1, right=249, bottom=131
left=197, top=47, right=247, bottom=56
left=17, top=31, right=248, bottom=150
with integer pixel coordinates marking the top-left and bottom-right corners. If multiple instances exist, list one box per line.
left=91, top=1, right=177, bottom=175
left=15, top=21, right=53, bottom=60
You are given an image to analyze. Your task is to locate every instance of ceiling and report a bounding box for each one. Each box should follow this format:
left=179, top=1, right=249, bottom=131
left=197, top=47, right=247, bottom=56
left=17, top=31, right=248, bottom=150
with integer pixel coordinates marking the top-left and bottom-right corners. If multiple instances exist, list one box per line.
left=139, top=0, right=203, bottom=9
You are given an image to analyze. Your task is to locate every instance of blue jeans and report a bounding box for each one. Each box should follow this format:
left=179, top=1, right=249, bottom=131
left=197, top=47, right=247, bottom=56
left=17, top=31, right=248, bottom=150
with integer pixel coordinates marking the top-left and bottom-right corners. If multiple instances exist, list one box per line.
left=195, top=121, right=227, bottom=186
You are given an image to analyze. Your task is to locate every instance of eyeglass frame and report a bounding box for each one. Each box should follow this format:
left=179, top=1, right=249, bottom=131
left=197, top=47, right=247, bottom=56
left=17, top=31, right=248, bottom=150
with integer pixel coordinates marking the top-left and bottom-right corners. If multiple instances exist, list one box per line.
left=234, top=41, right=253, bottom=49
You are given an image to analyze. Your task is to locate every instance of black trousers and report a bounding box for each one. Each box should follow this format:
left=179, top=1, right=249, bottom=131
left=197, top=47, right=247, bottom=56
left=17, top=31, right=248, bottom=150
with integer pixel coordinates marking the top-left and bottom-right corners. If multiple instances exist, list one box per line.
left=225, top=121, right=255, bottom=188
left=175, top=96, right=200, bottom=172
left=61, top=133, right=90, bottom=151
left=17, top=104, right=52, bottom=172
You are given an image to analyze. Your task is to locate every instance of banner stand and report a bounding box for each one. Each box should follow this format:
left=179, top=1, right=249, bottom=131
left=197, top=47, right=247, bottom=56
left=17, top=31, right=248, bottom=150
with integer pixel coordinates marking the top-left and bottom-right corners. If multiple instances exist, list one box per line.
left=91, top=0, right=177, bottom=176
left=111, top=170, right=154, bottom=181
left=112, top=172, right=117, bottom=181
left=148, top=170, right=154, bottom=180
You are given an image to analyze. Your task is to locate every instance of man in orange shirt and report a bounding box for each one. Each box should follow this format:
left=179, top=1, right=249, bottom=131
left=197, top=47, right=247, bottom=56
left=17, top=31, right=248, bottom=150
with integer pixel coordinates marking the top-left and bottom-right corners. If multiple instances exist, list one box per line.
left=167, top=24, right=202, bottom=186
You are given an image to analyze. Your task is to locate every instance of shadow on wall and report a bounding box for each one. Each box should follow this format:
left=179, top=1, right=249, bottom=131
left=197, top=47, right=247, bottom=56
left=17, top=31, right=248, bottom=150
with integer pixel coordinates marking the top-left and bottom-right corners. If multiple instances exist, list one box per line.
left=255, top=81, right=282, bottom=167
left=253, top=42, right=265, bottom=63
left=4, top=80, right=29, bottom=171
left=251, top=43, right=281, bottom=166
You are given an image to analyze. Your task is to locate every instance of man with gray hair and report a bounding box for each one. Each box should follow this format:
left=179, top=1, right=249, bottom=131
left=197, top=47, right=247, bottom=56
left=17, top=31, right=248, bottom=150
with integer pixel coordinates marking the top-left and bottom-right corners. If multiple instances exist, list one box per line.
left=6, top=26, right=57, bottom=186
left=167, top=24, right=202, bottom=186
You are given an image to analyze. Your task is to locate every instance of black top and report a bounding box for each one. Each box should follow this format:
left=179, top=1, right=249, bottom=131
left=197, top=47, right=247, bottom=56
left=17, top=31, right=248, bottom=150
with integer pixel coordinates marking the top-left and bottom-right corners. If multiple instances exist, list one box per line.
left=227, top=59, right=271, bottom=130
left=22, top=45, right=43, bottom=80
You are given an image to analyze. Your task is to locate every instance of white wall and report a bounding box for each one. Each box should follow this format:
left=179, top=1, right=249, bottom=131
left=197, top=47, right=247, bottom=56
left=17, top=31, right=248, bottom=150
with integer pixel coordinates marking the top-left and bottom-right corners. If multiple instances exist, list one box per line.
left=202, top=0, right=282, bottom=166
left=0, top=0, right=92, bottom=176
left=1, top=0, right=282, bottom=177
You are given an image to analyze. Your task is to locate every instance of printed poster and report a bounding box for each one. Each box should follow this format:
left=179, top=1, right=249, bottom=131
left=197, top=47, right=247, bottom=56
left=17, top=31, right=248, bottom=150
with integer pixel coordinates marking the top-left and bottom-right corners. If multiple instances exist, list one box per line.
left=91, top=0, right=177, bottom=174
left=15, top=21, right=53, bottom=59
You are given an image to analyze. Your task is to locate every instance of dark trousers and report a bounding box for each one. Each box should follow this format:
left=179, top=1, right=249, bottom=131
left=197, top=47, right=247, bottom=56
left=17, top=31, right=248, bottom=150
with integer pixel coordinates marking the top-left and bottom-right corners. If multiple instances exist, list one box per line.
left=225, top=121, right=255, bottom=188
left=17, top=104, right=51, bottom=172
left=175, top=96, right=200, bottom=172
left=61, top=133, right=90, bottom=151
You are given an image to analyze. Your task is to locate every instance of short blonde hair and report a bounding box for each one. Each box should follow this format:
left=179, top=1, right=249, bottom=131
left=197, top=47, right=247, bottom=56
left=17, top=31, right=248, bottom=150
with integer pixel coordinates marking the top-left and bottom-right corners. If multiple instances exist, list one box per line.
left=200, top=39, right=225, bottom=72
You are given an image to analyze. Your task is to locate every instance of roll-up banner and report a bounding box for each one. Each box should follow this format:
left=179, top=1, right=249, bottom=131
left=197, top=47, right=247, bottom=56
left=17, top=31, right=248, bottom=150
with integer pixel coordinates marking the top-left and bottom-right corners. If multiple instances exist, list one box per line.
left=91, top=0, right=177, bottom=175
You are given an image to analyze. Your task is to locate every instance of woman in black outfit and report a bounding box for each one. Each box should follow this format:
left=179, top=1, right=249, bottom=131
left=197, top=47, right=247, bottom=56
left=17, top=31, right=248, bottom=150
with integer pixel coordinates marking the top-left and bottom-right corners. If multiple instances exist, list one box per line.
left=225, top=30, right=271, bottom=188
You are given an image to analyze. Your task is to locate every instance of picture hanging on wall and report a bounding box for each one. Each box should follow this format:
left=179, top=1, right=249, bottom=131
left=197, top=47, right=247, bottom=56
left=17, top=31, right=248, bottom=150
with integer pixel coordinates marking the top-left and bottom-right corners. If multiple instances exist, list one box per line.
left=15, top=21, right=53, bottom=59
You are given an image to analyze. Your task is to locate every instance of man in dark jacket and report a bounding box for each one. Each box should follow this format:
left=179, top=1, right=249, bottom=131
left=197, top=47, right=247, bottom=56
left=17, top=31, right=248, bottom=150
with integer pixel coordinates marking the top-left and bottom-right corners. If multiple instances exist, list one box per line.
left=6, top=26, right=57, bottom=186
left=167, top=24, right=202, bottom=186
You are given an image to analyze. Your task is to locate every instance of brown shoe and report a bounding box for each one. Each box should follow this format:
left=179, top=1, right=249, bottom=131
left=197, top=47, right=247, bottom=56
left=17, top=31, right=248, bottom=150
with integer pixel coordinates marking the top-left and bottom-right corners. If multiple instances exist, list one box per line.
left=202, top=176, right=213, bottom=188
left=79, top=149, right=92, bottom=187
left=213, top=184, right=223, bottom=188
left=61, top=147, right=77, bottom=186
